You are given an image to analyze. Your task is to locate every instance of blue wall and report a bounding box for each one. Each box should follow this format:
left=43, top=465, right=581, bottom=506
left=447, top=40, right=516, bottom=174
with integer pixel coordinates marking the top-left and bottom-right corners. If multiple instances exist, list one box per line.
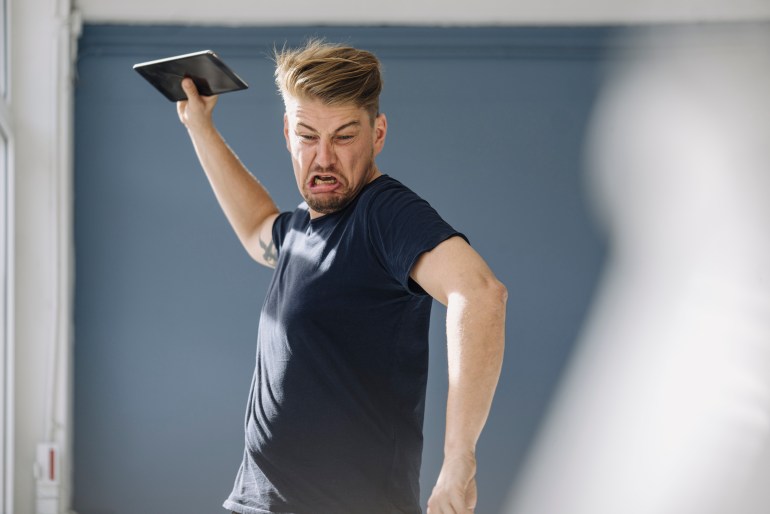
left=74, top=25, right=608, bottom=513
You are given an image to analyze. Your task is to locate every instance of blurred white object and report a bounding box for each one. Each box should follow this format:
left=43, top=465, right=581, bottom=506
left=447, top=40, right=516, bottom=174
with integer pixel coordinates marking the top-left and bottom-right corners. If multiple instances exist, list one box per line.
left=505, top=24, right=770, bottom=514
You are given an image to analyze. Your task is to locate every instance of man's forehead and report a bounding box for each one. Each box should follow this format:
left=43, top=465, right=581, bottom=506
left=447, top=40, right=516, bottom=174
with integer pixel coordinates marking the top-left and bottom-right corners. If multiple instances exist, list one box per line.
left=285, top=95, right=367, bottom=126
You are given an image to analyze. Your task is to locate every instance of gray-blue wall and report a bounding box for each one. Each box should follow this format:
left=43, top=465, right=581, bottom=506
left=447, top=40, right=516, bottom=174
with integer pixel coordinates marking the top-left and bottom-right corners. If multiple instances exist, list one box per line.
left=74, top=26, right=608, bottom=513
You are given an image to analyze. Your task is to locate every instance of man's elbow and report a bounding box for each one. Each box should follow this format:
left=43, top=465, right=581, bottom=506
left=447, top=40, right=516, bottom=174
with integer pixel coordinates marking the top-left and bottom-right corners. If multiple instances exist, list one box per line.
left=450, top=274, right=507, bottom=310
left=475, top=276, right=507, bottom=359
left=478, top=275, right=508, bottom=313
left=490, top=277, right=508, bottom=307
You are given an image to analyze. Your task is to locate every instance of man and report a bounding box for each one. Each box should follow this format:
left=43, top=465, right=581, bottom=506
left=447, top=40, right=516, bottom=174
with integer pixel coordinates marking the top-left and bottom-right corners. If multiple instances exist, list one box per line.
left=176, top=40, right=506, bottom=514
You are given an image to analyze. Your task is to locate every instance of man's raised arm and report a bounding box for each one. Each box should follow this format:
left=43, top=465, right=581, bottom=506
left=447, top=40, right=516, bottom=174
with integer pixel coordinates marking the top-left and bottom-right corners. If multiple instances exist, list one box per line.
left=411, top=236, right=507, bottom=513
left=177, top=77, right=280, bottom=267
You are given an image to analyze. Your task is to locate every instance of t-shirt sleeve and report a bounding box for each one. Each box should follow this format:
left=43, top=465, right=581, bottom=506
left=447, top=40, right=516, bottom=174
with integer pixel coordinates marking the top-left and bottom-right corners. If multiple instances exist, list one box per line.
left=367, top=183, right=468, bottom=295
left=271, top=211, right=295, bottom=255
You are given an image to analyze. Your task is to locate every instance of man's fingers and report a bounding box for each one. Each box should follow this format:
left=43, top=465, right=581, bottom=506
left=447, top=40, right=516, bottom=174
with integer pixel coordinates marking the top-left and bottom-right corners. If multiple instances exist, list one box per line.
left=427, top=500, right=459, bottom=514
left=181, top=77, right=199, bottom=99
left=428, top=489, right=473, bottom=514
left=180, top=77, right=219, bottom=112
left=176, top=98, right=187, bottom=122
left=176, top=79, right=196, bottom=125
left=177, top=77, right=219, bottom=129
left=466, top=479, right=478, bottom=510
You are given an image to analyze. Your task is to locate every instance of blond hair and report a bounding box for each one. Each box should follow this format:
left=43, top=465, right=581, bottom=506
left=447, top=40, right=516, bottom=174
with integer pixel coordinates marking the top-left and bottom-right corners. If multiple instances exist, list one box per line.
left=274, top=39, right=383, bottom=121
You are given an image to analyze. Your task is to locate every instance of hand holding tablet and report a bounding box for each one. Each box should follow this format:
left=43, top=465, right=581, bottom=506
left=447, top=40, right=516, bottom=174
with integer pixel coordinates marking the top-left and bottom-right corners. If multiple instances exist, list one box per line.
left=133, top=50, right=248, bottom=102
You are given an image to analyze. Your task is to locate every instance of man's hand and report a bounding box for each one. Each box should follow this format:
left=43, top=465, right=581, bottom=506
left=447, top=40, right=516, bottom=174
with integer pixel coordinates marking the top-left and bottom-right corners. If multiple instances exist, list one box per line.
left=176, top=78, right=218, bottom=132
left=427, top=452, right=478, bottom=513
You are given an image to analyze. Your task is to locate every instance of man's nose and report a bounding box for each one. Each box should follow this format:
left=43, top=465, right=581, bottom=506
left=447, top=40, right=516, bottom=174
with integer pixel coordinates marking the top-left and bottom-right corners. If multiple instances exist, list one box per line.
left=315, top=138, right=337, bottom=168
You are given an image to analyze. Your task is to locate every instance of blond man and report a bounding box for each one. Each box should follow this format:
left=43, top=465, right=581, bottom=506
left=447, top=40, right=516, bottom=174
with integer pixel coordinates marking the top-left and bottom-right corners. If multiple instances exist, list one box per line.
left=177, top=40, right=506, bottom=514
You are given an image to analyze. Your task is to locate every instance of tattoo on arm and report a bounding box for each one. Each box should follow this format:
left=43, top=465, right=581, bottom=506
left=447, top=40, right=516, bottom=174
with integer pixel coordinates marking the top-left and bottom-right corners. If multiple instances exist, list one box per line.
left=259, top=236, right=277, bottom=266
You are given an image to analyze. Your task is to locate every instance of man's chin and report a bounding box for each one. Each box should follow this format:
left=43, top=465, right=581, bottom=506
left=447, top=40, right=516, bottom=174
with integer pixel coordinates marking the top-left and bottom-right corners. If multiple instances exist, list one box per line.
left=304, top=194, right=353, bottom=215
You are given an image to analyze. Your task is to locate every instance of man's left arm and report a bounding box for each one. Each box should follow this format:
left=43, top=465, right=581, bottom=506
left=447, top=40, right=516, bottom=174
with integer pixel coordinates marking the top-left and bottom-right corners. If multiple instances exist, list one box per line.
left=411, top=236, right=507, bottom=513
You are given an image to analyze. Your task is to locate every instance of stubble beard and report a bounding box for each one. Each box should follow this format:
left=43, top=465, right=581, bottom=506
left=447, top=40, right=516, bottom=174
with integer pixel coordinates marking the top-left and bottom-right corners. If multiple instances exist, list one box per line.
left=304, top=176, right=355, bottom=214
left=303, top=157, right=376, bottom=215
left=306, top=196, right=353, bottom=215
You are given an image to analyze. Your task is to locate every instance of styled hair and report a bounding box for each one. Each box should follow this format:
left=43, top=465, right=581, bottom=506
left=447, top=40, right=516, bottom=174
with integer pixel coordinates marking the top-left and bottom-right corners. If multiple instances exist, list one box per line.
left=274, top=39, right=383, bottom=121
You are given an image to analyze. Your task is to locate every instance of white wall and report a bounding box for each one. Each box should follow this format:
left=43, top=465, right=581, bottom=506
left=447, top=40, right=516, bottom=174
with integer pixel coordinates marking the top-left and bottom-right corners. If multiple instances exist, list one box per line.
left=9, top=1, right=770, bottom=513
left=11, top=0, right=77, bottom=512
left=75, top=0, right=770, bottom=25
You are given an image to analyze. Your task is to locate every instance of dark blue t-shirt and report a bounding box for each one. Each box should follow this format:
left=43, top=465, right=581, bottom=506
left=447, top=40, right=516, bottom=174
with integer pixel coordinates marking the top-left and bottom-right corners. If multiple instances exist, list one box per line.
left=224, top=175, right=465, bottom=514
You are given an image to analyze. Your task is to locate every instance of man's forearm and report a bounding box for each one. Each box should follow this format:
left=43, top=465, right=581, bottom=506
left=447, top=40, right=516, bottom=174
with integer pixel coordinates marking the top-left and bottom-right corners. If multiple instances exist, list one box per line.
left=443, top=285, right=506, bottom=458
left=427, top=282, right=506, bottom=513
left=186, top=123, right=279, bottom=262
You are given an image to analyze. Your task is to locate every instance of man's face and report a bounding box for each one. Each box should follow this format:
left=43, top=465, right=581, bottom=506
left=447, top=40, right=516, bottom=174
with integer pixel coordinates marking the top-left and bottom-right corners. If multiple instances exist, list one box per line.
left=283, top=95, right=387, bottom=218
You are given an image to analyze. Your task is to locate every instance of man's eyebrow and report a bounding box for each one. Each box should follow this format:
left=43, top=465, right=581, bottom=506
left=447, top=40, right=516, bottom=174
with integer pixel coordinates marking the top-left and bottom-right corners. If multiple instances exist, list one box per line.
left=296, top=120, right=361, bottom=133
left=333, top=121, right=361, bottom=133
left=296, top=122, right=318, bottom=132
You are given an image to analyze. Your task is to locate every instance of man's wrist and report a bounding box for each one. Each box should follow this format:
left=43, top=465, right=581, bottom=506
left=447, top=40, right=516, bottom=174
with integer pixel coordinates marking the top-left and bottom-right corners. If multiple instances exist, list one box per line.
left=443, top=445, right=476, bottom=461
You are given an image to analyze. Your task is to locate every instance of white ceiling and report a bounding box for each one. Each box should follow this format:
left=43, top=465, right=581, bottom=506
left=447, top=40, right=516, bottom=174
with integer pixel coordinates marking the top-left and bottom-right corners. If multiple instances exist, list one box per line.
left=74, top=0, right=770, bottom=26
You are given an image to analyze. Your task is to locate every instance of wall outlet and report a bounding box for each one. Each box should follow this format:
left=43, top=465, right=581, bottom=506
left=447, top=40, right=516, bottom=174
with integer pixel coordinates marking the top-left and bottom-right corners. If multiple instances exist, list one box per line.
left=35, top=443, right=60, bottom=514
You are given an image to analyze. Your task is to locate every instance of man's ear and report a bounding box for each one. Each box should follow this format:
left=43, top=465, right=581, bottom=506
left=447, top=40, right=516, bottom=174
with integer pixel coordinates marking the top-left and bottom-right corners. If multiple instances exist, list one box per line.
left=283, top=113, right=290, bottom=152
left=373, top=113, right=387, bottom=156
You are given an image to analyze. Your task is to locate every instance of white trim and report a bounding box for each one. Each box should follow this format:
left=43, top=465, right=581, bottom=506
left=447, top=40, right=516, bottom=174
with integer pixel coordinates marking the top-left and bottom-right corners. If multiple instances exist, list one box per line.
left=10, top=0, right=76, bottom=511
left=73, top=0, right=770, bottom=26
left=0, top=0, right=13, bottom=511
left=48, top=4, right=77, bottom=511
left=1, top=114, right=15, bottom=514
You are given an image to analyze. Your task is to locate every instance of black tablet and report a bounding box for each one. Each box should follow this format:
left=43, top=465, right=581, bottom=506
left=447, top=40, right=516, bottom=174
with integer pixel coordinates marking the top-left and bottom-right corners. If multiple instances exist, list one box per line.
left=133, top=50, right=249, bottom=102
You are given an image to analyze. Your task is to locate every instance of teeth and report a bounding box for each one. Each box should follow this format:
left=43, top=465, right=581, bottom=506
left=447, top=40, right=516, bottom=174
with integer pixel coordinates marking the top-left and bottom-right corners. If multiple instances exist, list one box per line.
left=314, top=176, right=336, bottom=185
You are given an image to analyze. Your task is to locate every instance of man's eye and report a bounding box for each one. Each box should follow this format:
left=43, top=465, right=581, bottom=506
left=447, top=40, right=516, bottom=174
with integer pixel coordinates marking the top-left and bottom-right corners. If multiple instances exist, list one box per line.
left=298, top=134, right=317, bottom=142
left=336, top=135, right=355, bottom=142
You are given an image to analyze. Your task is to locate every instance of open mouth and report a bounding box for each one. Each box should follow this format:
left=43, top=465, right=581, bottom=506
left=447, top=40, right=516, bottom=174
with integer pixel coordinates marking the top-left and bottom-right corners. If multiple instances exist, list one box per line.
left=309, top=174, right=341, bottom=193
left=313, top=175, right=337, bottom=186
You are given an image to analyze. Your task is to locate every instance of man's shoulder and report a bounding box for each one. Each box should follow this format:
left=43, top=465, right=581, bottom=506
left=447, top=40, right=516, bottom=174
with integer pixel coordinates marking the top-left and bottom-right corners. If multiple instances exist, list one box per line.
left=364, top=174, right=415, bottom=195
left=358, top=175, right=426, bottom=212
left=355, top=175, right=455, bottom=243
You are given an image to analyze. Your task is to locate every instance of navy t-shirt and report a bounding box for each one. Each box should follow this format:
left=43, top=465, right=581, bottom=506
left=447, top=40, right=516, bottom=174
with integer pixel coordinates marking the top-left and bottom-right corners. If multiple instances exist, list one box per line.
left=224, top=175, right=466, bottom=514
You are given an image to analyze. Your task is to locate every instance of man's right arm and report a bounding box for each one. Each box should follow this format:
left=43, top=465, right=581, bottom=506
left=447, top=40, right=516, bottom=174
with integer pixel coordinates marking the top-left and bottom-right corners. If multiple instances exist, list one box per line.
left=177, top=77, right=280, bottom=268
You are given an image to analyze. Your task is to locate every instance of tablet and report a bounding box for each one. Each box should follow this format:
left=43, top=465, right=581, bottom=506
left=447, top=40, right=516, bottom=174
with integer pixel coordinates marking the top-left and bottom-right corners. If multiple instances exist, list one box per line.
left=133, top=50, right=249, bottom=102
